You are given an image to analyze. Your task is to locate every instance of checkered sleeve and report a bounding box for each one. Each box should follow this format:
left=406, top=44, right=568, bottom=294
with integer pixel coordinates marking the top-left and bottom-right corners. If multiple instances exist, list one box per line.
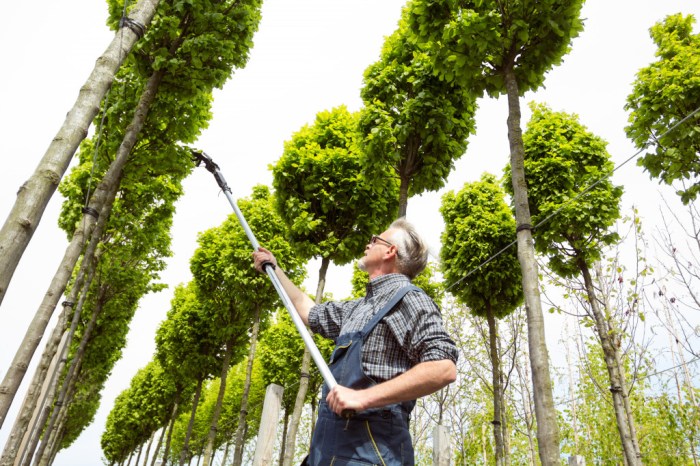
left=386, top=291, right=458, bottom=365
left=308, top=298, right=360, bottom=341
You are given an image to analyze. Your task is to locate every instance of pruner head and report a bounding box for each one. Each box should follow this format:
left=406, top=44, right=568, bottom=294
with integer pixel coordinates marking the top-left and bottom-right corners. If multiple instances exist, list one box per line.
left=191, top=149, right=219, bottom=174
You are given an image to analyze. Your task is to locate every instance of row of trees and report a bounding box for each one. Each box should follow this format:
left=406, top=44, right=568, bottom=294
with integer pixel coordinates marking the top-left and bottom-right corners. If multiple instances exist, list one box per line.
left=100, top=4, right=700, bottom=464
left=1, top=0, right=698, bottom=465
left=0, top=0, right=264, bottom=464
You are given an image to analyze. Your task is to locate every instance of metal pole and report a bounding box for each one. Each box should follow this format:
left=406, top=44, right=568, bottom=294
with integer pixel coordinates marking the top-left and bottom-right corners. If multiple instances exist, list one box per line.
left=192, top=151, right=337, bottom=391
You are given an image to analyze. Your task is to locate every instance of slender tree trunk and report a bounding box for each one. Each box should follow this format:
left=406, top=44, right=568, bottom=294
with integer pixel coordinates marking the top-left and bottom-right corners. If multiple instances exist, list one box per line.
left=219, top=441, right=231, bottom=466
left=32, top=287, right=105, bottom=466
left=278, top=414, right=289, bottom=466
left=664, top=303, right=700, bottom=466
left=578, top=260, right=641, bottom=466
left=486, top=307, right=506, bottom=466
left=503, top=66, right=560, bottom=465
left=516, top=360, right=536, bottom=466
left=233, top=307, right=262, bottom=465
left=142, top=430, right=156, bottom=466
left=180, top=381, right=203, bottom=466
left=283, top=257, right=329, bottom=466
left=134, top=445, right=144, bottom=466
left=0, top=0, right=160, bottom=307
left=397, top=175, right=410, bottom=218
left=565, top=326, right=580, bottom=454
left=0, top=322, right=67, bottom=466
left=149, top=427, right=165, bottom=466
left=0, top=65, right=166, bottom=427
left=162, top=400, right=180, bottom=466
left=202, top=336, right=235, bottom=466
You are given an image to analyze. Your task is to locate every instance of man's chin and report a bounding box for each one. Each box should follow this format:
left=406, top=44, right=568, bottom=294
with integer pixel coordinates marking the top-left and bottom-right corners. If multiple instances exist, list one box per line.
left=357, top=258, right=367, bottom=272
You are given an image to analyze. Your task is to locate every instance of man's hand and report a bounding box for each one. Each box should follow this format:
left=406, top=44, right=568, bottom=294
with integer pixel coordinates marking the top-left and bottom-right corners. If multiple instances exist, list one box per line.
left=252, top=247, right=277, bottom=273
left=326, top=385, right=366, bottom=417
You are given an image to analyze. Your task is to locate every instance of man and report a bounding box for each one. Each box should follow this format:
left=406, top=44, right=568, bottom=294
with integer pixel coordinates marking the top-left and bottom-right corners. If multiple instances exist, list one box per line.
left=253, top=218, right=458, bottom=464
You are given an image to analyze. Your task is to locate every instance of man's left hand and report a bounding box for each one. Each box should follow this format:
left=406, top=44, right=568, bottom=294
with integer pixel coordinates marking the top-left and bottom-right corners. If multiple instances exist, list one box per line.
left=326, top=385, right=365, bottom=417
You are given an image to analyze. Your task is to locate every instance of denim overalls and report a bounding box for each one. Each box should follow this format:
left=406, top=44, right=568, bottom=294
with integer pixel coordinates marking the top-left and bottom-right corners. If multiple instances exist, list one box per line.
left=306, top=285, right=419, bottom=465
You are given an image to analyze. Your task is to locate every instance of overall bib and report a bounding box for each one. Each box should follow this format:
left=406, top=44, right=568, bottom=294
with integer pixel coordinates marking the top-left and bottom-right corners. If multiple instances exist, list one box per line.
left=307, top=285, right=420, bottom=466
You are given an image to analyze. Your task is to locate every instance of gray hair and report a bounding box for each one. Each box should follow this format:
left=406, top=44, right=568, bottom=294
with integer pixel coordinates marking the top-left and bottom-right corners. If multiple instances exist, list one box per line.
left=389, top=218, right=428, bottom=280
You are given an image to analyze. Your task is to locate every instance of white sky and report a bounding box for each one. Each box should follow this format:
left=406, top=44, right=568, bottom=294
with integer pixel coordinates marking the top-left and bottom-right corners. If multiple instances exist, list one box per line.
left=1, top=1, right=699, bottom=464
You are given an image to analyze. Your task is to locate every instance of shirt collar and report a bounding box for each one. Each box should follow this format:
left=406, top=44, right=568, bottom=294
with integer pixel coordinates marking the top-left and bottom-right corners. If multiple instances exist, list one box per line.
left=365, top=273, right=411, bottom=296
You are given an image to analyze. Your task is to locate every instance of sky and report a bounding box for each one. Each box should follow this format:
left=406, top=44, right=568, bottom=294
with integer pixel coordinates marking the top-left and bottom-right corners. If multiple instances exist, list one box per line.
left=1, top=0, right=699, bottom=465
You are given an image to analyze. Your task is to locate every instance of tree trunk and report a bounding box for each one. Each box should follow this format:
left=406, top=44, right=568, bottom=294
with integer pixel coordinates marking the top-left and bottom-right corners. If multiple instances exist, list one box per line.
left=278, top=414, right=289, bottom=466
left=397, top=174, right=410, bottom=219
left=202, top=336, right=235, bottom=466
left=162, top=400, right=180, bottom=466
left=32, top=286, right=105, bottom=466
left=0, top=322, right=67, bottom=466
left=142, top=430, right=156, bottom=466
left=283, top=257, right=329, bottom=466
left=486, top=307, right=506, bottom=466
left=578, top=260, right=641, bottom=466
left=180, top=381, right=203, bottom=466
left=0, top=66, right=166, bottom=427
left=503, top=66, right=560, bottom=465
left=233, top=307, right=262, bottom=465
left=0, top=0, right=160, bottom=306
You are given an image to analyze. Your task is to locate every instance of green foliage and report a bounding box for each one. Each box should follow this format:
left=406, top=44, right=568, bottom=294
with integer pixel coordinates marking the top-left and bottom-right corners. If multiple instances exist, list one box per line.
left=190, top=185, right=306, bottom=350
left=155, top=282, right=220, bottom=387
left=272, top=106, right=398, bottom=263
left=359, top=15, right=478, bottom=205
left=506, top=103, right=623, bottom=278
left=101, top=360, right=177, bottom=464
left=257, top=310, right=334, bottom=411
left=559, top=340, right=698, bottom=465
left=625, top=13, right=700, bottom=204
left=107, top=0, right=263, bottom=97
left=440, top=173, right=522, bottom=318
left=406, top=0, right=585, bottom=97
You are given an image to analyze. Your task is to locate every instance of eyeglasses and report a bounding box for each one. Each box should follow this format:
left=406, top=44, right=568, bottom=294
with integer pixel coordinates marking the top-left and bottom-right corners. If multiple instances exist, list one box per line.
left=370, top=235, right=394, bottom=248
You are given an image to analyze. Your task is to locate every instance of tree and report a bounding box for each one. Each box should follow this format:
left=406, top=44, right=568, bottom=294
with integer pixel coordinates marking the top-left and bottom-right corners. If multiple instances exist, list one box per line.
left=359, top=14, right=477, bottom=217
left=271, top=105, right=397, bottom=464
left=0, top=0, right=160, bottom=307
left=101, top=360, right=177, bottom=465
left=625, top=13, right=700, bottom=204
left=440, top=173, right=523, bottom=465
left=507, top=103, right=643, bottom=464
left=154, top=282, right=218, bottom=466
left=189, top=185, right=305, bottom=466
left=407, top=2, right=585, bottom=462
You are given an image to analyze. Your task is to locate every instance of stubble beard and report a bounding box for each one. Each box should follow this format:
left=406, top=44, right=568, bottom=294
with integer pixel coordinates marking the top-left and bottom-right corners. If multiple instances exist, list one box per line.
left=357, top=256, right=367, bottom=272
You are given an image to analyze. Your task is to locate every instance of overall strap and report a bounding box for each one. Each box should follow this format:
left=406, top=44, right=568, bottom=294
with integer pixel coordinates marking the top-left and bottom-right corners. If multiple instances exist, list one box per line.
left=361, top=285, right=421, bottom=337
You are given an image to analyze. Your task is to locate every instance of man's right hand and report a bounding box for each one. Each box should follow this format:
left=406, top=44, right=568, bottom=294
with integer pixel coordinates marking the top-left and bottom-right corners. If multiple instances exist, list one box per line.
left=252, top=247, right=277, bottom=273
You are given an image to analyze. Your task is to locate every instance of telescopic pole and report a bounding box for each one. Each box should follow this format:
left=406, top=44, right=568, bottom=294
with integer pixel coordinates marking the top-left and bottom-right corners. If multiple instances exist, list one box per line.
left=192, top=150, right=338, bottom=391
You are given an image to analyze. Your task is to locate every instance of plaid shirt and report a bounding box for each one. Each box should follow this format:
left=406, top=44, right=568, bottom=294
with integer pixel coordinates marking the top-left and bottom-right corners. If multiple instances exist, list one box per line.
left=309, top=273, right=458, bottom=383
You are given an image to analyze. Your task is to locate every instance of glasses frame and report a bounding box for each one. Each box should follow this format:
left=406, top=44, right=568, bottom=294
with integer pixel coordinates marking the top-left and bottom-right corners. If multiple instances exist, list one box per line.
left=370, top=234, right=395, bottom=248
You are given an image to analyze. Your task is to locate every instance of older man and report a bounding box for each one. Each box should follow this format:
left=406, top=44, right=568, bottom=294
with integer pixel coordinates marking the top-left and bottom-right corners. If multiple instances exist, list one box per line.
left=253, top=218, right=457, bottom=465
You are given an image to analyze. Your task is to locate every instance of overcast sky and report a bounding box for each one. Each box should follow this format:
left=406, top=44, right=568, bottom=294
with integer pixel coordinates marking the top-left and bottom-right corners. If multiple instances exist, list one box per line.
left=1, top=1, right=699, bottom=465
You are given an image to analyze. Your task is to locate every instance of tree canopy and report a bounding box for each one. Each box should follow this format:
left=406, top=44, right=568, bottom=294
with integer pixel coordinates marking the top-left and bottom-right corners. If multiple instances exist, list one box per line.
left=625, top=13, right=700, bottom=204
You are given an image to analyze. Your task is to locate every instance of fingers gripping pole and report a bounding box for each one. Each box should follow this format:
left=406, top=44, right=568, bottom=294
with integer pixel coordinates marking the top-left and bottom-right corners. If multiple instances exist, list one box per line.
left=192, top=151, right=338, bottom=391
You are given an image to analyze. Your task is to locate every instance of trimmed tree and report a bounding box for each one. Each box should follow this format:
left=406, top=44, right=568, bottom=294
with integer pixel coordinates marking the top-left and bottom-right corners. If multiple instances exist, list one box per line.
left=407, top=2, right=585, bottom=462
left=440, top=173, right=523, bottom=465
left=359, top=13, right=477, bottom=218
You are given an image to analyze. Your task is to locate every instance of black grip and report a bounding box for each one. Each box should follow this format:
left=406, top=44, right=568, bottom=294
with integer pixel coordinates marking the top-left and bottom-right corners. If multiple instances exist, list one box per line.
left=341, top=409, right=356, bottom=419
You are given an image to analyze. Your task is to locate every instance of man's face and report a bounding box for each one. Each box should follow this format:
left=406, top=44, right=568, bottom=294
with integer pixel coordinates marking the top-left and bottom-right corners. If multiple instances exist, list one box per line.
left=357, top=230, right=395, bottom=273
